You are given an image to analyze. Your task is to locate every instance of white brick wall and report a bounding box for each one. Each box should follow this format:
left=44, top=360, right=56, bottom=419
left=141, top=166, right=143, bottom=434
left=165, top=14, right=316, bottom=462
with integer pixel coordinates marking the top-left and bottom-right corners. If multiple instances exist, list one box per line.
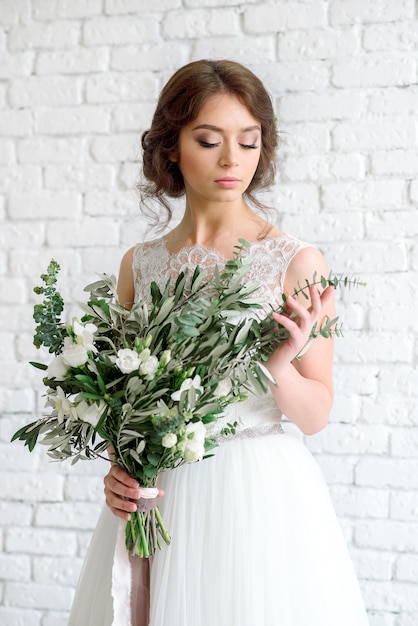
left=0, top=0, right=416, bottom=623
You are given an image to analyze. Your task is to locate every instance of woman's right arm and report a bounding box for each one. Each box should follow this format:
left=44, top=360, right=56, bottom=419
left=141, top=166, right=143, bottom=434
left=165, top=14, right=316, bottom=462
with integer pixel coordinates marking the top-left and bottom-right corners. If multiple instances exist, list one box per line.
left=103, top=247, right=164, bottom=520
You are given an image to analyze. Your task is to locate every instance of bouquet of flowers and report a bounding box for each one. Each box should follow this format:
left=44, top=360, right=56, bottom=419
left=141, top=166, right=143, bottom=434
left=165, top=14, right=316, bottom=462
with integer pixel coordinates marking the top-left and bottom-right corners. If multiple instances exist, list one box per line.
left=12, top=240, right=350, bottom=557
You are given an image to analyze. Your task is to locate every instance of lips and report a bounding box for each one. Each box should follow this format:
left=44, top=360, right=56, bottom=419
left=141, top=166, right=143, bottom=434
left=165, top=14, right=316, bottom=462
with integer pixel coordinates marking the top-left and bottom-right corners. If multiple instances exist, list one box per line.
left=214, top=177, right=240, bottom=188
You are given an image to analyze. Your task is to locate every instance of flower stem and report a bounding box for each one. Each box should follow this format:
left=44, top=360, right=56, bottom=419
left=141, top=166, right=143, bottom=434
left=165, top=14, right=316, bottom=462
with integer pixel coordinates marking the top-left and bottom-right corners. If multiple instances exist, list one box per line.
left=154, top=507, right=171, bottom=545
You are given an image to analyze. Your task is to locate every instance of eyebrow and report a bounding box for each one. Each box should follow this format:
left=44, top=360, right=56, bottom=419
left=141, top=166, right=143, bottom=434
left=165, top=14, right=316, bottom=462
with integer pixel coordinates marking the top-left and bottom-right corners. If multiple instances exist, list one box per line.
left=191, top=124, right=261, bottom=132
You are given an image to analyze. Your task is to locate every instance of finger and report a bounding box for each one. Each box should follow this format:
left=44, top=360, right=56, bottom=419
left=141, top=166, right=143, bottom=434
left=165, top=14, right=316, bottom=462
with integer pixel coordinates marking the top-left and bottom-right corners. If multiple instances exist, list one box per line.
left=110, top=463, right=140, bottom=489
left=307, top=285, right=323, bottom=318
left=281, top=295, right=313, bottom=329
left=106, top=497, right=137, bottom=521
left=104, top=475, right=140, bottom=501
left=272, top=311, right=299, bottom=331
left=104, top=479, right=138, bottom=519
left=104, top=478, right=137, bottom=504
left=319, top=284, right=335, bottom=306
left=106, top=466, right=165, bottom=500
left=271, top=314, right=309, bottom=353
left=306, top=284, right=334, bottom=320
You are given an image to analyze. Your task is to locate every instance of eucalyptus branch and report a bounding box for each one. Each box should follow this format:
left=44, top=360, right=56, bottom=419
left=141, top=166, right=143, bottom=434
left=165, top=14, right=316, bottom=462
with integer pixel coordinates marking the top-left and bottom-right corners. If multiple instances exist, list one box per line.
left=33, top=260, right=66, bottom=354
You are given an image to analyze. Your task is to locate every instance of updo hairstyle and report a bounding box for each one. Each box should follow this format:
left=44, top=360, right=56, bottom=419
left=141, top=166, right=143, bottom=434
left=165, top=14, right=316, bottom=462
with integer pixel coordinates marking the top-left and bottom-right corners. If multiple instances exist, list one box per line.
left=139, top=59, right=278, bottom=225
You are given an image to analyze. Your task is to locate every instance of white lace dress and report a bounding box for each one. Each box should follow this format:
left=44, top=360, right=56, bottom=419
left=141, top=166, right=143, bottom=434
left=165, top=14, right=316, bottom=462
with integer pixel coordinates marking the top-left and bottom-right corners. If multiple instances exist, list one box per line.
left=68, top=235, right=370, bottom=626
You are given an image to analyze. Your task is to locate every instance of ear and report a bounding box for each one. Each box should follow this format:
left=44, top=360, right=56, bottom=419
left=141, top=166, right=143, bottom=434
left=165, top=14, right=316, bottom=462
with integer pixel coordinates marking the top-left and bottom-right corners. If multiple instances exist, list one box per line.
left=168, top=150, right=178, bottom=163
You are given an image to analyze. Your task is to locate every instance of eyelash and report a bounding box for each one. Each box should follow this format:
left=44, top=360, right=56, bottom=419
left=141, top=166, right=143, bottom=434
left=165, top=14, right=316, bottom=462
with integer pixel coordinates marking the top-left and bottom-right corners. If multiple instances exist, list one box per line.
left=199, top=141, right=258, bottom=150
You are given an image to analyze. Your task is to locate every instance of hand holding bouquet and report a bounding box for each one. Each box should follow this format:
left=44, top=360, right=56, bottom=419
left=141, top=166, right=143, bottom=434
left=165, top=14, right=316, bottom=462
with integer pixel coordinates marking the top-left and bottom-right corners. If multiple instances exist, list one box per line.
left=12, top=240, right=357, bottom=557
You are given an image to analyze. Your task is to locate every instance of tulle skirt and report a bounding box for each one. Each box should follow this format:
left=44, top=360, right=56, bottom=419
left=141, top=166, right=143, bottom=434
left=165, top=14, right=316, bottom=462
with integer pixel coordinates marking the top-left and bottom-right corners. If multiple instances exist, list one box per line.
left=68, top=430, right=369, bottom=626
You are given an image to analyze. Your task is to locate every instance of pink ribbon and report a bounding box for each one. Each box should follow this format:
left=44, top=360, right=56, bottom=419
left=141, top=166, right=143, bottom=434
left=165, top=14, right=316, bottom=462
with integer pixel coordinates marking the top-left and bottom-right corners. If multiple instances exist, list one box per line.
left=111, top=488, right=156, bottom=625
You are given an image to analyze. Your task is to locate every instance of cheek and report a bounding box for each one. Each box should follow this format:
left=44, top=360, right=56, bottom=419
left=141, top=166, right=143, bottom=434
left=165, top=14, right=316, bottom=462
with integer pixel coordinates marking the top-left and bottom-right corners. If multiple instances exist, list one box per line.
left=178, top=151, right=210, bottom=179
left=248, top=151, right=261, bottom=175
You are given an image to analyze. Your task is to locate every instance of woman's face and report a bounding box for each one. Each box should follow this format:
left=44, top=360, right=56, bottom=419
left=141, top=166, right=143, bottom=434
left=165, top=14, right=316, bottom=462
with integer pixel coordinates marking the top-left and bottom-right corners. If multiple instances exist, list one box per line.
left=173, top=93, right=261, bottom=206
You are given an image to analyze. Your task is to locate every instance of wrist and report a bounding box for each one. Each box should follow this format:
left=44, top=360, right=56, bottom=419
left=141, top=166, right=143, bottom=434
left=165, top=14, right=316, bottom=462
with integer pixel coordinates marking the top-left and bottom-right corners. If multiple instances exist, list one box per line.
left=265, top=358, right=296, bottom=385
left=295, top=338, right=315, bottom=361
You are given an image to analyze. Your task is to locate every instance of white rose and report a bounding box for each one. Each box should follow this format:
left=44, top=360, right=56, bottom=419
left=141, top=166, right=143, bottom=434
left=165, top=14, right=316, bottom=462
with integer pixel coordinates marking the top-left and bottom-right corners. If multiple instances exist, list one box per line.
left=62, top=337, right=89, bottom=367
left=116, top=348, right=140, bottom=374
left=183, top=438, right=205, bottom=463
left=213, top=378, right=232, bottom=398
left=162, top=433, right=178, bottom=448
left=140, top=355, right=159, bottom=379
left=181, top=421, right=207, bottom=462
left=72, top=319, right=97, bottom=350
left=47, top=355, right=69, bottom=380
left=185, top=420, right=206, bottom=442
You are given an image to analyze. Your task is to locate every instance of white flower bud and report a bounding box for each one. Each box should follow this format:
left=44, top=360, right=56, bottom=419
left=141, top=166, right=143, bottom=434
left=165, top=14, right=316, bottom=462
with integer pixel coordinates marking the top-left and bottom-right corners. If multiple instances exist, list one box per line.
left=162, top=433, right=178, bottom=448
left=62, top=337, right=89, bottom=367
left=47, top=355, right=69, bottom=380
left=115, top=348, right=140, bottom=374
left=139, top=355, right=159, bottom=379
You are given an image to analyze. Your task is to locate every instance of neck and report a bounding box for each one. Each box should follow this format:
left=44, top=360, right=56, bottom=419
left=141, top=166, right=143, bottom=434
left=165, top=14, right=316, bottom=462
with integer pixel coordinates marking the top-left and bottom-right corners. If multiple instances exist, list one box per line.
left=173, top=198, right=260, bottom=246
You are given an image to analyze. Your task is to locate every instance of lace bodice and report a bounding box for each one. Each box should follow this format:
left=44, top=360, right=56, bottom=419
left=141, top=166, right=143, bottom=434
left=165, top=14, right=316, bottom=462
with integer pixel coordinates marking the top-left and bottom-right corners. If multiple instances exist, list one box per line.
left=132, top=234, right=311, bottom=438
left=132, top=235, right=310, bottom=311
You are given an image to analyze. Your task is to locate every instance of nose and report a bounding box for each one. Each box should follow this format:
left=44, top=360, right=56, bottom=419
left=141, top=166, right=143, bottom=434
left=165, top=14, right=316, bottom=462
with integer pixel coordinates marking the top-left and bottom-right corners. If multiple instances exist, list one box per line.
left=219, top=141, right=239, bottom=168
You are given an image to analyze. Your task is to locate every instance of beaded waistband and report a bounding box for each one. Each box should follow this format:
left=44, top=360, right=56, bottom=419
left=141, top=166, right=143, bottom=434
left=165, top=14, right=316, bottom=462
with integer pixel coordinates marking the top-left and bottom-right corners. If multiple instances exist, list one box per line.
left=216, top=421, right=284, bottom=443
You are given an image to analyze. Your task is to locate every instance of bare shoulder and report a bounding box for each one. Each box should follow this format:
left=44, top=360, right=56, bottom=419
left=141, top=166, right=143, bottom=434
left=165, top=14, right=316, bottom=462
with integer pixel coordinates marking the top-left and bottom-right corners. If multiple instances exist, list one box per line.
left=117, top=246, right=135, bottom=307
left=120, top=246, right=135, bottom=270
left=284, top=245, right=330, bottom=294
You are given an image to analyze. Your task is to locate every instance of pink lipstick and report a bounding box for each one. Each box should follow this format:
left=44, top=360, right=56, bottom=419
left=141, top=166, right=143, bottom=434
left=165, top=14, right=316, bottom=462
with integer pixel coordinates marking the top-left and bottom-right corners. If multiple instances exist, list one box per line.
left=215, top=177, right=240, bottom=188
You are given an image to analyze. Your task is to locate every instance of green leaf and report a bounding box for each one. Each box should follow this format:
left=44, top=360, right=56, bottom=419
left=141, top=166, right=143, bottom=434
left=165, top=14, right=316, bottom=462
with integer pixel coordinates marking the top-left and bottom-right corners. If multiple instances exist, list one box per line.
left=129, top=449, right=143, bottom=465
left=147, top=453, right=160, bottom=466
left=79, top=392, right=102, bottom=400
left=11, top=421, right=42, bottom=451
left=122, top=429, right=145, bottom=438
left=150, top=282, right=162, bottom=305
left=96, top=374, right=106, bottom=394
left=29, top=361, right=48, bottom=371
left=74, top=374, right=99, bottom=394
left=177, top=326, right=200, bottom=337
left=174, top=272, right=188, bottom=303
left=143, top=465, right=158, bottom=479
left=152, top=296, right=176, bottom=325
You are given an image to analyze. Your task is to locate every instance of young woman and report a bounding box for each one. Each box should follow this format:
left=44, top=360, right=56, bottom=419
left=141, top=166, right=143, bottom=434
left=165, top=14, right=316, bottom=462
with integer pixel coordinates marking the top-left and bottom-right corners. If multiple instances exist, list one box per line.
left=69, top=60, right=369, bottom=626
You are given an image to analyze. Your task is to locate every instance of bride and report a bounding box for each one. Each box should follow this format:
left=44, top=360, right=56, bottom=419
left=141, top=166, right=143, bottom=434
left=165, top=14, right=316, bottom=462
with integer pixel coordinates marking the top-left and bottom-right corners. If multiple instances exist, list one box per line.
left=69, top=59, right=369, bottom=626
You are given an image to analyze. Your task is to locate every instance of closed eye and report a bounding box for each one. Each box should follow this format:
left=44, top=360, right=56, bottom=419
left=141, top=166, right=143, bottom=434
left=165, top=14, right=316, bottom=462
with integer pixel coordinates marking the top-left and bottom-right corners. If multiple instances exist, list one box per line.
left=200, top=141, right=220, bottom=148
left=200, top=141, right=258, bottom=149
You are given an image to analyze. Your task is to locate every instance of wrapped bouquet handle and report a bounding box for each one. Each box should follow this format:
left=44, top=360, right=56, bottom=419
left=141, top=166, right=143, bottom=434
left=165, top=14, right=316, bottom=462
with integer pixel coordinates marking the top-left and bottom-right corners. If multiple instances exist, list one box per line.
left=132, top=487, right=160, bottom=513
left=126, top=486, right=170, bottom=557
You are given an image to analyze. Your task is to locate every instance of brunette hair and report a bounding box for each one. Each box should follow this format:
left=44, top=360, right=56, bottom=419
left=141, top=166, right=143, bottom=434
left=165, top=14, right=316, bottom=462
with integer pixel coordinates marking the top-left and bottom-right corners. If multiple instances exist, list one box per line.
left=139, top=59, right=278, bottom=226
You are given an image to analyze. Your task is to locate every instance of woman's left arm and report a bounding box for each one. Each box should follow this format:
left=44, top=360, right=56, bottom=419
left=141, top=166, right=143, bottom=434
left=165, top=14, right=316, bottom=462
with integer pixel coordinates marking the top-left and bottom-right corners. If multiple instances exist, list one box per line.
left=265, top=247, right=336, bottom=435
